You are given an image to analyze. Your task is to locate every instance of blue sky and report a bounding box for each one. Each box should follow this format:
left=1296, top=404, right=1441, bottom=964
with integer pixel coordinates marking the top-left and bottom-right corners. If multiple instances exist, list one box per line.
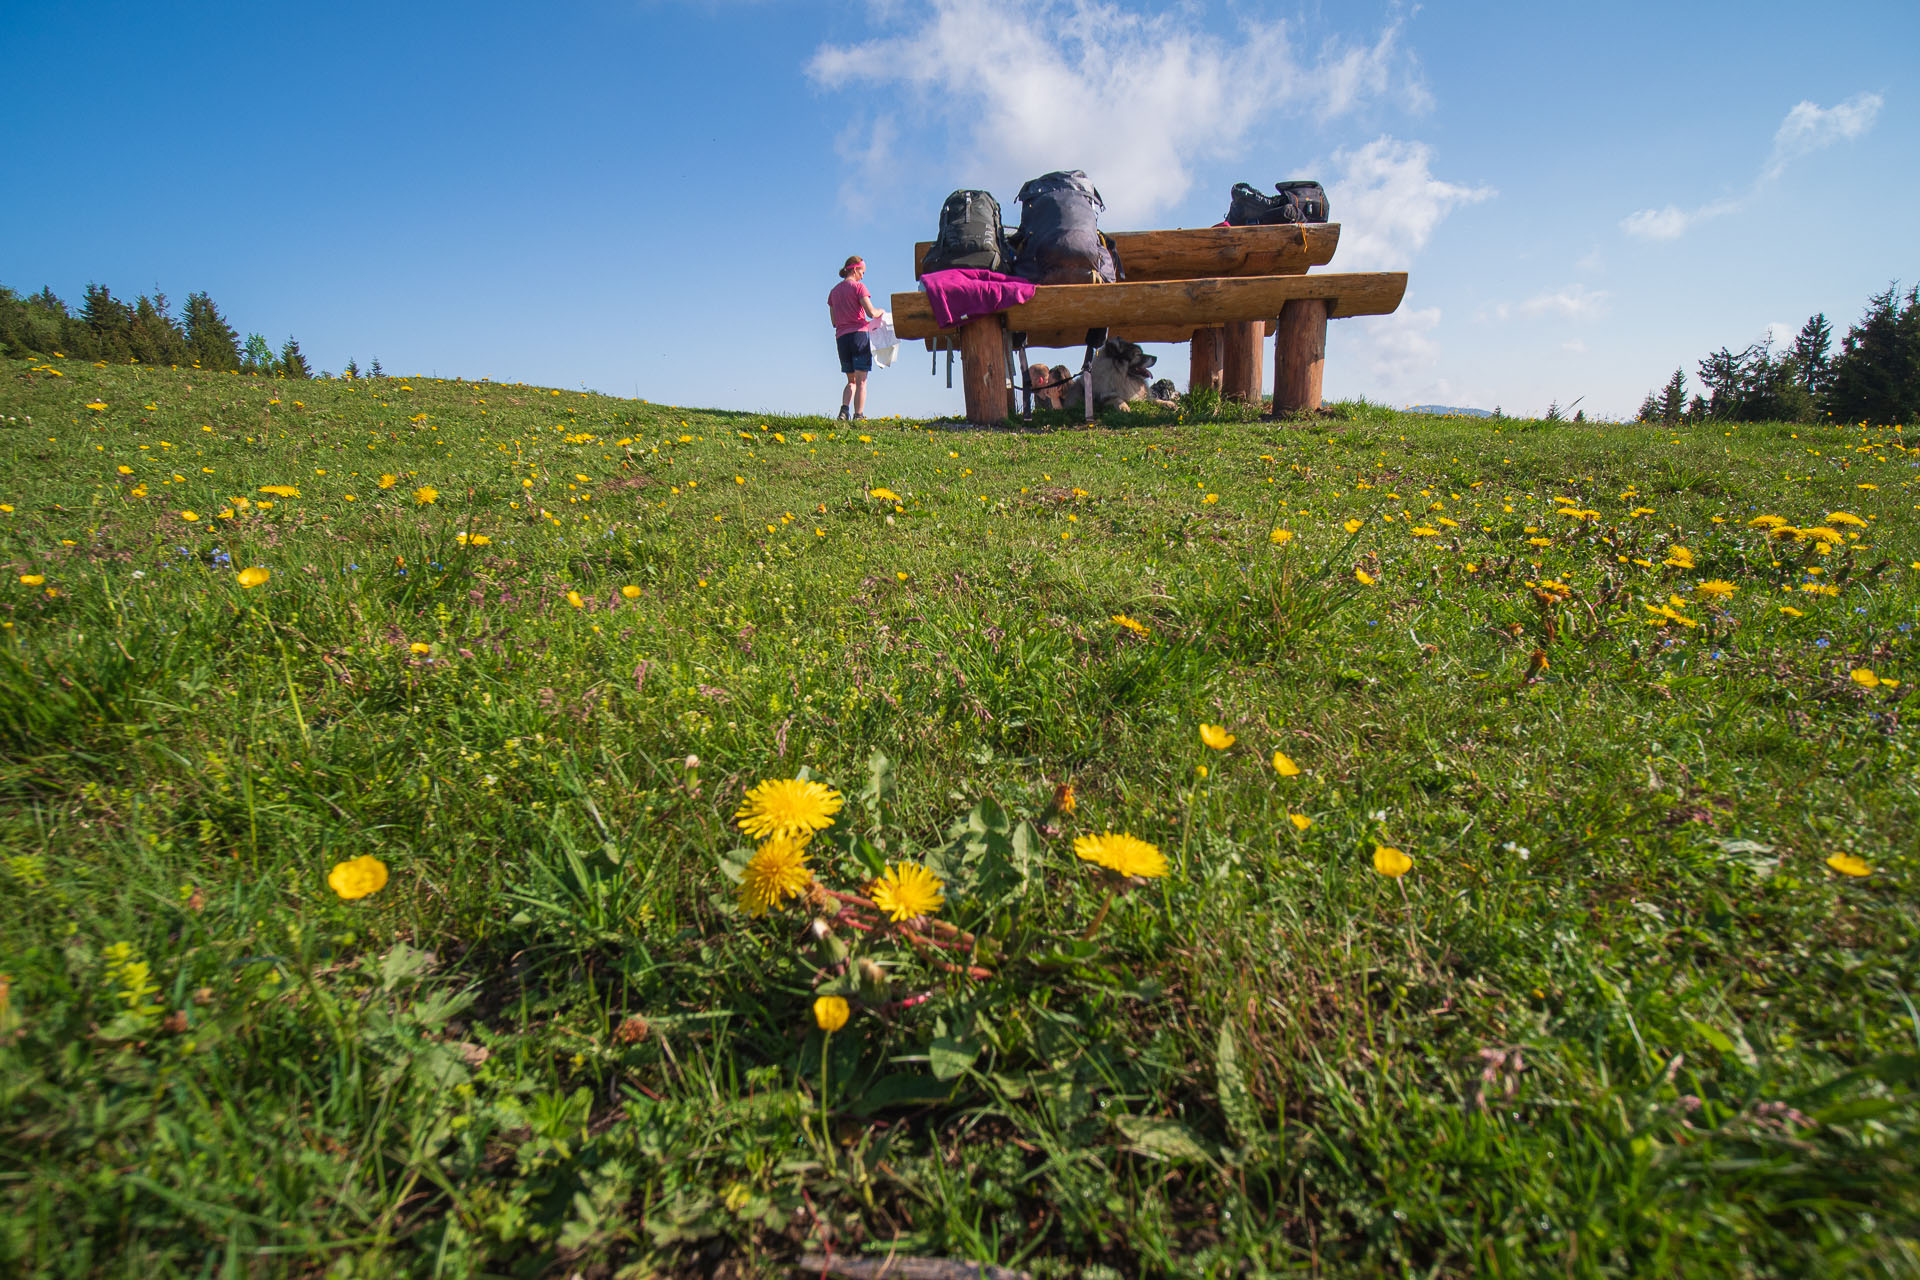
left=5, top=0, right=1914, bottom=420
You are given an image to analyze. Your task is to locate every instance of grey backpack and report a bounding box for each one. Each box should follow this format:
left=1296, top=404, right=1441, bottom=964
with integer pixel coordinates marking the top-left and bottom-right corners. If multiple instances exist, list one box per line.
left=1011, top=171, right=1121, bottom=285
left=921, top=189, right=1012, bottom=275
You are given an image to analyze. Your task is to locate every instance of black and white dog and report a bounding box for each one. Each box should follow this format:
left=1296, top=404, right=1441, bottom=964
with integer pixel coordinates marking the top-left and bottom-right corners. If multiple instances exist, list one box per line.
left=1088, top=339, right=1178, bottom=411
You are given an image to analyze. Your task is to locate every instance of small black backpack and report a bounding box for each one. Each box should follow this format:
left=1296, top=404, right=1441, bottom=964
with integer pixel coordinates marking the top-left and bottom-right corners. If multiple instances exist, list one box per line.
left=921, top=189, right=1012, bottom=275
left=1224, top=180, right=1331, bottom=226
left=1010, top=170, right=1121, bottom=285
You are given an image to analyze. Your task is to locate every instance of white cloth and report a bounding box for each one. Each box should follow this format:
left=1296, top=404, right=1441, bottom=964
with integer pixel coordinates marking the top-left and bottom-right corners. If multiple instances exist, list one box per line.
left=869, top=310, right=899, bottom=368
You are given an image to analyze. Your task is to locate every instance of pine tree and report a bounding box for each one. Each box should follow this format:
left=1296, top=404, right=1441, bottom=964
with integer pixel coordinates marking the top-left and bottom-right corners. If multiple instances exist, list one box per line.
left=1792, top=313, right=1832, bottom=397
left=129, top=293, right=189, bottom=366
left=182, top=292, right=242, bottom=370
left=1824, top=284, right=1919, bottom=427
left=1658, top=368, right=1687, bottom=423
left=343, top=358, right=360, bottom=379
left=279, top=335, right=312, bottom=379
left=1636, top=393, right=1660, bottom=422
left=368, top=357, right=383, bottom=379
left=80, top=283, right=133, bottom=361
left=1687, top=394, right=1706, bottom=422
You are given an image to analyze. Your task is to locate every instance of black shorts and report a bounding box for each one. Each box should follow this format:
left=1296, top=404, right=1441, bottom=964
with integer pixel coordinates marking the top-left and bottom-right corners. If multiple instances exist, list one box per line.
left=837, top=330, right=872, bottom=373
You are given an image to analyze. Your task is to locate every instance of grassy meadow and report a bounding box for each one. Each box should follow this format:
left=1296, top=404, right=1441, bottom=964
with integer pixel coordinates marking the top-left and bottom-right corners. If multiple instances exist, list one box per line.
left=1, top=353, right=1917, bottom=1278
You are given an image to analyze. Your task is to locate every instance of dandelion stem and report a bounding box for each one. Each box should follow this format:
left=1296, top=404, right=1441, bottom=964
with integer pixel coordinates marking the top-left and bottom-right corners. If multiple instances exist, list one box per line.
left=1079, top=885, right=1118, bottom=940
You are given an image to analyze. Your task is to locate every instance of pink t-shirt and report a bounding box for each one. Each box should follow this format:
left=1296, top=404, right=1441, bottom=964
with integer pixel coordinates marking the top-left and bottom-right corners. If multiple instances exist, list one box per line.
left=829, top=279, right=874, bottom=337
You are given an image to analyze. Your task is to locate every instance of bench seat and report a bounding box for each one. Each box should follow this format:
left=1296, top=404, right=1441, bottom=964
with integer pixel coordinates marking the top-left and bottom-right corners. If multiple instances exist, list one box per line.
left=891, top=271, right=1408, bottom=342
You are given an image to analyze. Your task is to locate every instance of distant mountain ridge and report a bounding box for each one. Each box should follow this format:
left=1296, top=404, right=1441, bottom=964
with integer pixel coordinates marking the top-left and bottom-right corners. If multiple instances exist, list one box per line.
left=1407, top=404, right=1492, bottom=418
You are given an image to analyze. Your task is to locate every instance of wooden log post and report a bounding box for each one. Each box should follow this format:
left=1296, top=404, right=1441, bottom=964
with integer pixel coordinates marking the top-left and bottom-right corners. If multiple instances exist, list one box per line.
left=958, top=316, right=1008, bottom=425
left=1220, top=320, right=1263, bottom=405
left=1272, top=298, right=1331, bottom=415
left=1189, top=327, right=1223, bottom=394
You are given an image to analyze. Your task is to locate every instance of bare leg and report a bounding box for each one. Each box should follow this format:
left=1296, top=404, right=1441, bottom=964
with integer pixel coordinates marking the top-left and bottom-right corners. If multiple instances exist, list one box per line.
left=852, top=370, right=869, bottom=416
left=841, top=376, right=856, bottom=413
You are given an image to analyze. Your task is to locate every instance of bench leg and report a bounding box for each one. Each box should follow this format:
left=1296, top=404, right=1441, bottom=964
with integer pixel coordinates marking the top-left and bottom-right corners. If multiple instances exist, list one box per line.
left=1189, top=328, right=1224, bottom=394
left=1272, top=298, right=1331, bottom=416
left=1221, top=320, right=1263, bottom=405
left=958, top=316, right=1008, bottom=425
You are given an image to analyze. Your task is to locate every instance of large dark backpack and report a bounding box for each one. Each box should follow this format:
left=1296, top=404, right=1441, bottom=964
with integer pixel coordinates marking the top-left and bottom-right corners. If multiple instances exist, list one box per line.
left=1224, top=180, right=1331, bottom=227
left=921, top=189, right=1012, bottom=275
left=1010, top=170, right=1120, bottom=285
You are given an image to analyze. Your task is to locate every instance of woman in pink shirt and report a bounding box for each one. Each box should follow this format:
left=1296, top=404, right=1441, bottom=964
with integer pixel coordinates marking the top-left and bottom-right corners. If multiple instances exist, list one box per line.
left=828, top=255, right=883, bottom=421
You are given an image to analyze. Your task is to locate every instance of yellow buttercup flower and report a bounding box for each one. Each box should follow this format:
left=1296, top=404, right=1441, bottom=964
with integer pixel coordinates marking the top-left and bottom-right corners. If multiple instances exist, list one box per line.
left=1288, top=813, right=1313, bottom=830
left=621, top=584, right=642, bottom=599
left=1074, top=832, right=1167, bottom=879
left=813, top=995, right=850, bottom=1032
left=735, top=778, right=845, bottom=841
left=738, top=833, right=813, bottom=917
left=19, top=574, right=46, bottom=586
left=1199, top=724, right=1235, bottom=750
left=868, top=863, right=945, bottom=922
left=1373, top=845, right=1413, bottom=877
left=1825, top=853, right=1871, bottom=877
left=1344, top=518, right=1363, bottom=533
left=327, top=855, right=389, bottom=900
left=409, top=642, right=431, bottom=655
left=1355, top=569, right=1376, bottom=585
left=180, top=510, right=199, bottom=522
left=1272, top=751, right=1300, bottom=777
left=236, top=567, right=270, bottom=588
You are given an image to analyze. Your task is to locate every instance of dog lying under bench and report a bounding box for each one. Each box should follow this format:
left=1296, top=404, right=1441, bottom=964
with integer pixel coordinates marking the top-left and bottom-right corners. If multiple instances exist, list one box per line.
left=1022, top=340, right=1179, bottom=414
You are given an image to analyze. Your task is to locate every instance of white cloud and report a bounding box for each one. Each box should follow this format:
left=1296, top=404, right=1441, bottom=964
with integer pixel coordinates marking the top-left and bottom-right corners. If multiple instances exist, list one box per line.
left=1622, top=92, right=1881, bottom=240
left=1325, top=137, right=1494, bottom=270
left=1764, top=320, right=1797, bottom=348
left=1764, top=93, right=1882, bottom=180
left=1518, top=284, right=1609, bottom=320
left=1561, top=339, right=1587, bottom=353
left=808, top=1, right=1428, bottom=222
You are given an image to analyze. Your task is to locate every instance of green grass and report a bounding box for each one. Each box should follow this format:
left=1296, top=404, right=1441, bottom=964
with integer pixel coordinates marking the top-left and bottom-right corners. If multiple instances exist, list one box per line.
left=1, top=355, right=1916, bottom=1278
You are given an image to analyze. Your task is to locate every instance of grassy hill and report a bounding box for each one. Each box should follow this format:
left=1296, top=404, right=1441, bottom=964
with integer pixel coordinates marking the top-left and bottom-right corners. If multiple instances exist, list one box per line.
left=1, top=354, right=1916, bottom=1277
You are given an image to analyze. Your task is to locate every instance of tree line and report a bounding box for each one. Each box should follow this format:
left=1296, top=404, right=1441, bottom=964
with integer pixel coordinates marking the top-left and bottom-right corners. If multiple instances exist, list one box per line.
left=1638, top=282, right=1920, bottom=426
left=0, top=281, right=383, bottom=380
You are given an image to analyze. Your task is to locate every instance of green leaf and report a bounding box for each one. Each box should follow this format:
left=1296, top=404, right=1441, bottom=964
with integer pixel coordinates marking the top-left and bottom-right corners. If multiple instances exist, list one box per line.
left=379, top=942, right=437, bottom=992
left=1114, top=1115, right=1211, bottom=1163
left=929, top=1034, right=980, bottom=1081
left=1215, top=1023, right=1260, bottom=1160
left=1689, top=1019, right=1735, bottom=1054
left=850, top=1072, right=957, bottom=1115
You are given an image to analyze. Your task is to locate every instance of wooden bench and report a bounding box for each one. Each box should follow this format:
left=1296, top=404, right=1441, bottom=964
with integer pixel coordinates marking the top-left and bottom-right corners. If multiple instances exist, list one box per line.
left=890, top=224, right=1407, bottom=424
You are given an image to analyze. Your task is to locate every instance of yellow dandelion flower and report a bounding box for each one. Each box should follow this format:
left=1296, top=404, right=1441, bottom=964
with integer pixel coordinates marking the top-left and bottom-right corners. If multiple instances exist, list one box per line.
left=1748, top=514, right=1786, bottom=528
left=236, top=567, right=270, bottom=588
left=1074, top=832, right=1167, bottom=879
left=409, top=642, right=431, bottom=655
left=85, top=401, right=107, bottom=412
left=1825, top=853, right=1871, bottom=877
left=1779, top=606, right=1804, bottom=617
left=737, top=833, right=813, bottom=917
left=116, top=465, right=133, bottom=475
left=735, top=777, right=845, bottom=841
left=179, top=510, right=199, bottom=522
left=1288, top=813, right=1313, bottom=831
left=1111, top=613, right=1150, bottom=636
left=1663, top=546, right=1696, bottom=568
left=868, top=487, right=901, bottom=502
left=1272, top=751, right=1301, bottom=777
left=19, top=574, right=46, bottom=586
left=1270, top=528, right=1294, bottom=545
left=566, top=590, right=585, bottom=608
left=1825, top=512, right=1866, bottom=527
left=327, top=855, right=389, bottom=900
left=868, top=863, right=945, bottom=922
left=1373, top=845, right=1413, bottom=877
left=621, top=584, right=641, bottom=599
left=813, top=995, right=850, bottom=1032
left=378, top=474, right=398, bottom=489
left=414, top=486, right=438, bottom=504
left=1356, top=569, right=1376, bottom=585
left=1203, top=493, right=1220, bottom=505
left=1200, top=724, right=1235, bottom=750
left=1344, top=518, right=1364, bottom=533
left=258, top=484, right=300, bottom=498
left=1696, top=579, right=1736, bottom=598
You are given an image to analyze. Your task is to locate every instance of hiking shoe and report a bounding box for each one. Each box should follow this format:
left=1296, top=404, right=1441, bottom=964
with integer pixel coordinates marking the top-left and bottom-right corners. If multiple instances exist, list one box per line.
left=852, top=413, right=867, bottom=421
left=837, top=405, right=850, bottom=421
